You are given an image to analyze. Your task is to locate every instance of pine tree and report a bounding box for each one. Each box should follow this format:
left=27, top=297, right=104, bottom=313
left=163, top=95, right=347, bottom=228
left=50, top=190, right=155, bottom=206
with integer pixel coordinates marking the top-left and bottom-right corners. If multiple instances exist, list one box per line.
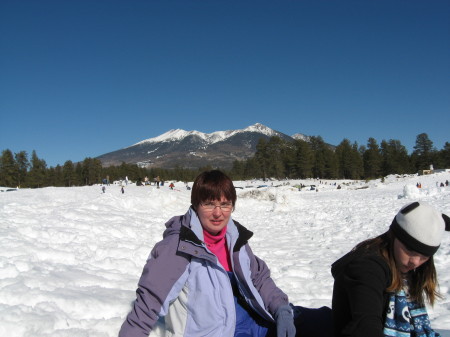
left=293, top=139, right=313, bottom=178
left=439, top=142, right=450, bottom=168
left=381, top=139, right=411, bottom=175
left=244, top=157, right=261, bottom=179
left=335, top=139, right=364, bottom=179
left=230, top=160, right=246, bottom=180
left=309, top=136, right=326, bottom=178
left=352, top=142, right=364, bottom=179
left=324, top=149, right=339, bottom=179
left=14, top=151, right=29, bottom=187
left=0, top=149, right=17, bottom=187
left=46, top=166, right=61, bottom=186
left=82, top=158, right=103, bottom=185
left=281, top=144, right=297, bottom=179
left=265, top=136, right=287, bottom=179
left=335, top=139, right=352, bottom=179
left=28, top=150, right=47, bottom=188
left=363, top=138, right=382, bottom=179
left=47, top=165, right=64, bottom=186
left=255, top=138, right=269, bottom=180
left=74, top=162, right=83, bottom=185
left=412, top=133, right=435, bottom=170
left=63, top=160, right=76, bottom=187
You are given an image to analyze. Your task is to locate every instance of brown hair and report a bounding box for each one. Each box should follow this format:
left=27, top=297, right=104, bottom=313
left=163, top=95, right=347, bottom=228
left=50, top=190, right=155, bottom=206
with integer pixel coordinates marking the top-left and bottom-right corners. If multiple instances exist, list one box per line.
left=354, top=230, right=441, bottom=306
left=191, top=170, right=237, bottom=211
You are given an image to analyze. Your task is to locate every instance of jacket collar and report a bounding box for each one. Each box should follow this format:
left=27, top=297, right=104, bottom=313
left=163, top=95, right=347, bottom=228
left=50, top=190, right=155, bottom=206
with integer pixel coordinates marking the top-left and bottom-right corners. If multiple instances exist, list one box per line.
left=177, top=208, right=253, bottom=252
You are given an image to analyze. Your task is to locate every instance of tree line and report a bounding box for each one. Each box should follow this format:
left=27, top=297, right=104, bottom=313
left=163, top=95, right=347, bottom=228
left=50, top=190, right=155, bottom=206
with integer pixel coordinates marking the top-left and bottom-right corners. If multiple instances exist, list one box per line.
left=0, top=149, right=206, bottom=188
left=228, top=133, right=449, bottom=180
left=1, top=133, right=448, bottom=188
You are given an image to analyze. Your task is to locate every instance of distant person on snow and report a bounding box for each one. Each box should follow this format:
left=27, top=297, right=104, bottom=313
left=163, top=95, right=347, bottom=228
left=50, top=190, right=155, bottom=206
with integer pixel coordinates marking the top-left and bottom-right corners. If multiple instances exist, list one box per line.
left=119, top=170, right=332, bottom=337
left=169, top=182, right=175, bottom=190
left=331, top=202, right=450, bottom=337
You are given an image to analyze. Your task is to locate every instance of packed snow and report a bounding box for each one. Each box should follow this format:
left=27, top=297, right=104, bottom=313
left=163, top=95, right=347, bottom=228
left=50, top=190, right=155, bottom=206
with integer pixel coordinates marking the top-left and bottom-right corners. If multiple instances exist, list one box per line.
left=1, top=172, right=449, bottom=337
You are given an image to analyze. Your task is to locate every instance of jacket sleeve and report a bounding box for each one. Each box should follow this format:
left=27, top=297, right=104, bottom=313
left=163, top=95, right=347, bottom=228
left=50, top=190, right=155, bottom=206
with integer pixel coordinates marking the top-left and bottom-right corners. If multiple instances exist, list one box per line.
left=338, top=255, right=390, bottom=337
left=118, top=235, right=190, bottom=337
left=246, top=245, right=289, bottom=317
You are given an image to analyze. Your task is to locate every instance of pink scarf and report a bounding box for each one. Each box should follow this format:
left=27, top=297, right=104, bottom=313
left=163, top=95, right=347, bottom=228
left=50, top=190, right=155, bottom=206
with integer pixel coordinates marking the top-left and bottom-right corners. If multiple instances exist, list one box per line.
left=203, top=226, right=232, bottom=271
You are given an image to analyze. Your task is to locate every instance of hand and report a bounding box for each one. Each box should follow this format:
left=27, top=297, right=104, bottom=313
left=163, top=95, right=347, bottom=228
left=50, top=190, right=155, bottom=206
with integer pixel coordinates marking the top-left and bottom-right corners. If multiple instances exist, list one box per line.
left=276, top=305, right=296, bottom=337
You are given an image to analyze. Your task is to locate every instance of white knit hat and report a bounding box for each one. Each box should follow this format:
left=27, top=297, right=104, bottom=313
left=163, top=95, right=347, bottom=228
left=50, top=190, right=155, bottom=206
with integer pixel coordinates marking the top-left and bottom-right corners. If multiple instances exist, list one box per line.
left=390, top=202, right=450, bottom=256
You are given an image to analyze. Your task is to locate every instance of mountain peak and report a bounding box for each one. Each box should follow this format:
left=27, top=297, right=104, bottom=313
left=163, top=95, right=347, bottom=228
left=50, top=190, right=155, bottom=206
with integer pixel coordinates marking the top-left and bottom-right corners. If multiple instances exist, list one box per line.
left=292, top=133, right=310, bottom=142
left=132, top=123, right=277, bottom=146
left=133, top=128, right=199, bottom=145
left=243, top=123, right=277, bottom=136
left=98, top=123, right=307, bottom=169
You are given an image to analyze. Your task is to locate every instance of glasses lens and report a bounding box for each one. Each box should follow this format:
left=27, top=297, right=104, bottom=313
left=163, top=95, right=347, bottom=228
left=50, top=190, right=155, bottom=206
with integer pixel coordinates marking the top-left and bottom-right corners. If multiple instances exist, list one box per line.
left=221, top=203, right=232, bottom=211
left=203, top=203, right=215, bottom=210
left=201, top=202, right=232, bottom=211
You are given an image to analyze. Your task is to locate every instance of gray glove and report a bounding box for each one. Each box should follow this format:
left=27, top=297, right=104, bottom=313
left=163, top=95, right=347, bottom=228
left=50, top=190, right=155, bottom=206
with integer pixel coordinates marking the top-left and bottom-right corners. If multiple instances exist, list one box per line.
left=275, top=304, right=296, bottom=337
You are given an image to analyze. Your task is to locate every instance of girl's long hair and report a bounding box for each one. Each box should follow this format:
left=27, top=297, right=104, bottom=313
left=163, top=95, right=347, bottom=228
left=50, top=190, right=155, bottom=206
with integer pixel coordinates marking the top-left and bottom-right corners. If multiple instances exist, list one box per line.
left=353, top=230, right=441, bottom=306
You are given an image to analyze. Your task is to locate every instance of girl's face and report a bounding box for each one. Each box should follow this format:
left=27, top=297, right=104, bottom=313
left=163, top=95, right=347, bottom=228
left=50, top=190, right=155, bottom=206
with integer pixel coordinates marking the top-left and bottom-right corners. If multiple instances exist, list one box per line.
left=196, top=196, right=233, bottom=235
left=393, top=238, right=430, bottom=274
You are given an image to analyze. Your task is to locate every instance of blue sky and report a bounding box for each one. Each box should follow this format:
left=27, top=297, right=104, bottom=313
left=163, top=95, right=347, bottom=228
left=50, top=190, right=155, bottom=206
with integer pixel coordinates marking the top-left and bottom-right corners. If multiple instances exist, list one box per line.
left=1, top=0, right=449, bottom=167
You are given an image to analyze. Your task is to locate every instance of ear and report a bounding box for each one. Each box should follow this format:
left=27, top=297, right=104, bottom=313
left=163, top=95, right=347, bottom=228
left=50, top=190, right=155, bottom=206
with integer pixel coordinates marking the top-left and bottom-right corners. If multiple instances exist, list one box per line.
left=443, top=214, right=450, bottom=232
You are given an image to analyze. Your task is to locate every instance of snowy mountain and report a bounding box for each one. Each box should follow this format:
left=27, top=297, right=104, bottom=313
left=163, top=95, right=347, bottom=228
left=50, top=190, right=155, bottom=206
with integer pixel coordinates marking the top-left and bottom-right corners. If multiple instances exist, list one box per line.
left=133, top=123, right=280, bottom=146
left=292, top=133, right=311, bottom=142
left=96, top=123, right=308, bottom=169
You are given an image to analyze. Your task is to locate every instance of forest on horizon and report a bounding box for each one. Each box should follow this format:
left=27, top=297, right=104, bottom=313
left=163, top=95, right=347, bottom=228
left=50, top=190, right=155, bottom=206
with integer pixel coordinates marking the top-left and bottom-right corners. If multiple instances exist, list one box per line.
left=1, top=133, right=449, bottom=188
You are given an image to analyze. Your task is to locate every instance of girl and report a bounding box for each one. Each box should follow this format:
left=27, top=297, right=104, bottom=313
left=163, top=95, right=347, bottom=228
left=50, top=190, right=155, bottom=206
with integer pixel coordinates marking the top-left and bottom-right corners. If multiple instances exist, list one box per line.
left=331, top=202, right=449, bottom=337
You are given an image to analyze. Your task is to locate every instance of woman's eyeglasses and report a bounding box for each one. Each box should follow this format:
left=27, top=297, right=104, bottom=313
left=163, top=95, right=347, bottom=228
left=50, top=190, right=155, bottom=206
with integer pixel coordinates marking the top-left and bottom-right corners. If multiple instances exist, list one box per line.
left=200, top=202, right=233, bottom=212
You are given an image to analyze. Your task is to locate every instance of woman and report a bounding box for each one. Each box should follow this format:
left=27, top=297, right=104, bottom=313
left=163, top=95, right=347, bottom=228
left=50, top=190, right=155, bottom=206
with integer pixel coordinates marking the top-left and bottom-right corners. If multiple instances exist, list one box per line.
left=331, top=201, right=450, bottom=337
left=119, top=170, right=296, bottom=337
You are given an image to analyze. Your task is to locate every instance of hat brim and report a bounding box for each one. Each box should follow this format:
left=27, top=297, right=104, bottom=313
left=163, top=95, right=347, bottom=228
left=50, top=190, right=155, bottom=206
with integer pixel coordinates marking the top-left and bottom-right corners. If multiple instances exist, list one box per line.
left=390, top=218, right=439, bottom=256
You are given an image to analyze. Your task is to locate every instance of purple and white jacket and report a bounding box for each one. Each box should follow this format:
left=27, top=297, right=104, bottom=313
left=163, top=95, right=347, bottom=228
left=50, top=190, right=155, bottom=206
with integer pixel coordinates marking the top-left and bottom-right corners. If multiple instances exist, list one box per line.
left=119, top=208, right=289, bottom=337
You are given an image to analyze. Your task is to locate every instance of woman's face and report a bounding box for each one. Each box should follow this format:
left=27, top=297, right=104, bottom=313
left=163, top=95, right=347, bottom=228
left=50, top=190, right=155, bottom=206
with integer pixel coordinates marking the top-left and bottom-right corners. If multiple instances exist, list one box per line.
left=196, top=196, right=233, bottom=235
left=393, top=238, right=430, bottom=274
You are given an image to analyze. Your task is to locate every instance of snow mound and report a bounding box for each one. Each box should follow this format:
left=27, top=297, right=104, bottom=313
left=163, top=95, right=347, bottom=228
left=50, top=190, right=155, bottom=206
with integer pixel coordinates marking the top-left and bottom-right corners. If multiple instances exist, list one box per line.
left=238, top=189, right=276, bottom=201
left=399, top=183, right=447, bottom=199
left=399, top=184, right=422, bottom=199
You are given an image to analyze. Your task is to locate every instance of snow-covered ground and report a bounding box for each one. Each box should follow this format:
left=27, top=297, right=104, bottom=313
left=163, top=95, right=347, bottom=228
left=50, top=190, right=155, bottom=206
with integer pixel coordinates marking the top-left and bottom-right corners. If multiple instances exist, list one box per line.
left=1, top=172, right=449, bottom=337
